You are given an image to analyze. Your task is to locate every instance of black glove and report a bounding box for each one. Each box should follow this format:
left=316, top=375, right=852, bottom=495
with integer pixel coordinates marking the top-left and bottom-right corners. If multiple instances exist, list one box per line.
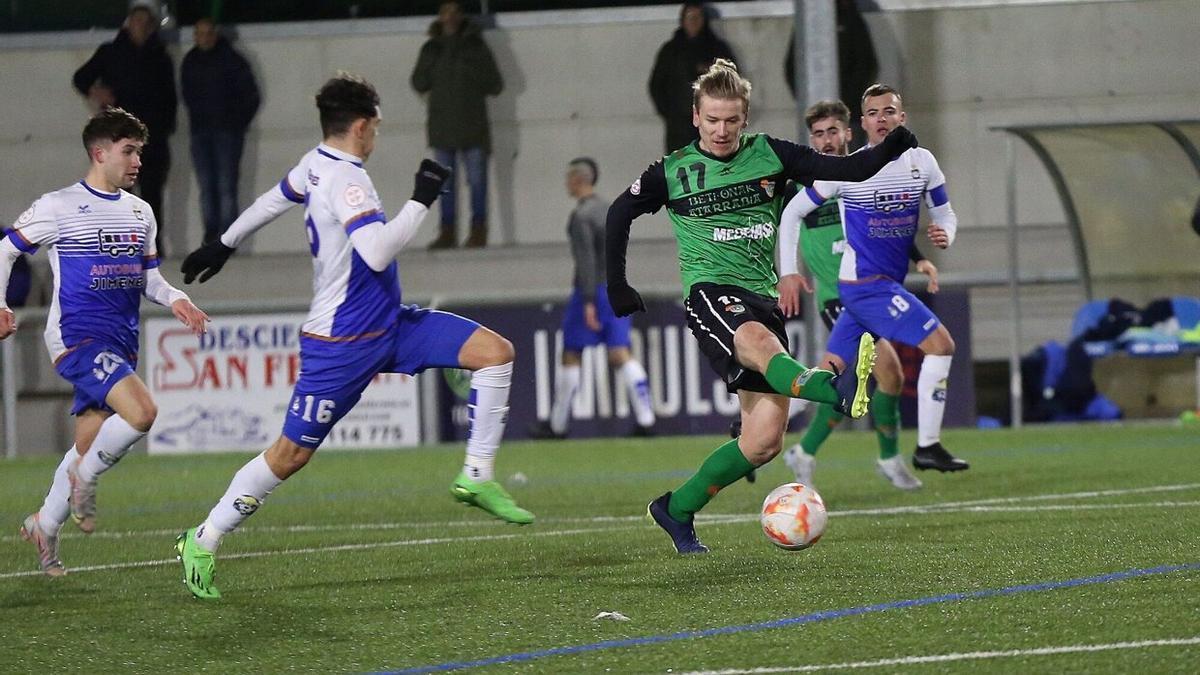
left=882, top=125, right=919, bottom=156
left=411, top=158, right=452, bottom=207
left=607, top=281, right=646, bottom=317
left=181, top=240, right=236, bottom=284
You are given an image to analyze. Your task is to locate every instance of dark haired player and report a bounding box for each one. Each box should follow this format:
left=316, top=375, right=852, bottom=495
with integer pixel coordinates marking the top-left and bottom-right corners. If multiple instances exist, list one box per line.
left=0, top=108, right=207, bottom=576
left=174, top=74, right=532, bottom=599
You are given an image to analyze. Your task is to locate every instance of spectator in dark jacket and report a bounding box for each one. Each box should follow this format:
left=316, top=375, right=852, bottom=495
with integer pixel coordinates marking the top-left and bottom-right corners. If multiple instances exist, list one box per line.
left=73, top=3, right=177, bottom=254
left=411, top=0, right=504, bottom=249
left=648, top=2, right=737, bottom=153
left=181, top=18, right=261, bottom=244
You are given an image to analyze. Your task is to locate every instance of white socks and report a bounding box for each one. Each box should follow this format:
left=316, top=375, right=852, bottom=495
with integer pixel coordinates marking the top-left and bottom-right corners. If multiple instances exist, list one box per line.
left=36, top=447, right=77, bottom=535
left=76, top=415, right=144, bottom=484
left=619, top=360, right=656, bottom=427
left=463, top=362, right=512, bottom=482
left=549, top=364, right=581, bottom=435
left=196, top=451, right=283, bottom=552
left=552, top=360, right=656, bottom=433
left=917, top=354, right=952, bottom=447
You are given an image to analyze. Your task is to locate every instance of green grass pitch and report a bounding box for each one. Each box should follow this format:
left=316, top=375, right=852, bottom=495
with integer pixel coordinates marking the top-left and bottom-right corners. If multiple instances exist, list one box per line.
left=2, top=423, right=1198, bottom=673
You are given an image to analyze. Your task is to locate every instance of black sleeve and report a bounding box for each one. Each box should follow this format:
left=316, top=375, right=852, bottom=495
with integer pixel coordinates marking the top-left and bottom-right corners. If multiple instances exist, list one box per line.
left=606, top=161, right=668, bottom=286
left=908, top=243, right=926, bottom=263
left=766, top=135, right=903, bottom=185
left=234, top=52, right=261, bottom=129
left=72, top=44, right=108, bottom=96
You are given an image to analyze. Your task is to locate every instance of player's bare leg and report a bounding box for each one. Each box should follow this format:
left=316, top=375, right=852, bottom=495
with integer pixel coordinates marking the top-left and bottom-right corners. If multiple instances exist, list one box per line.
left=450, top=327, right=534, bottom=524
left=68, top=375, right=155, bottom=533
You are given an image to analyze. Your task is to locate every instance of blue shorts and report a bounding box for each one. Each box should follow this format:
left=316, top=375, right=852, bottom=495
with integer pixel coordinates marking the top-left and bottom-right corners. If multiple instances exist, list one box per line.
left=55, top=340, right=138, bottom=415
left=827, top=278, right=940, bottom=365
left=281, top=305, right=479, bottom=449
left=561, top=285, right=632, bottom=352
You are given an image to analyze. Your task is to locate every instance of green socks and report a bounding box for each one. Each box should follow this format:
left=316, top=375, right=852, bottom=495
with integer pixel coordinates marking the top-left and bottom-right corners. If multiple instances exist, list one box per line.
left=764, top=353, right=836, bottom=404
left=667, top=438, right=754, bottom=522
left=799, top=403, right=844, bottom=456
left=872, top=390, right=901, bottom=460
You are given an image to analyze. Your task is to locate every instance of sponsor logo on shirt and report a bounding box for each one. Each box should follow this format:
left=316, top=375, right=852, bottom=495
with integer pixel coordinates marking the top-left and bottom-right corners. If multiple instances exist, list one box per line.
left=873, top=190, right=918, bottom=213
left=98, top=229, right=141, bottom=257
left=712, top=221, right=774, bottom=242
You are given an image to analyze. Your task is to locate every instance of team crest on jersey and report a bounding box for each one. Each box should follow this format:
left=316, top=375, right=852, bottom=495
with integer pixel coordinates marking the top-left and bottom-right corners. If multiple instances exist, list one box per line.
left=759, top=179, right=775, bottom=198
left=630, top=178, right=641, bottom=196
left=307, top=169, right=320, bottom=187
left=17, top=202, right=36, bottom=224
left=98, top=229, right=141, bottom=257
left=911, top=166, right=921, bottom=179
left=132, top=205, right=145, bottom=221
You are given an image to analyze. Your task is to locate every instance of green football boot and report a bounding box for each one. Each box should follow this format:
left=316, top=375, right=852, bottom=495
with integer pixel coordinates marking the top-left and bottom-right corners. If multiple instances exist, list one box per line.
left=175, top=528, right=221, bottom=600
left=450, top=472, right=534, bottom=525
left=831, top=332, right=877, bottom=419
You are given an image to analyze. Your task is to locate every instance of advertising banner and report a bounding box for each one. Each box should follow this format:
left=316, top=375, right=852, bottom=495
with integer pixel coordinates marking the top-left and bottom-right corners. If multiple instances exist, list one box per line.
left=437, top=298, right=809, bottom=441
left=144, top=313, right=419, bottom=454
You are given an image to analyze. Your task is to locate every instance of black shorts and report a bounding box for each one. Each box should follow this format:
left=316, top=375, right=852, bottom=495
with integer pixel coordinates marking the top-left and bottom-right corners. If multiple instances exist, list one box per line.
left=820, top=298, right=845, bottom=332
left=683, top=283, right=789, bottom=394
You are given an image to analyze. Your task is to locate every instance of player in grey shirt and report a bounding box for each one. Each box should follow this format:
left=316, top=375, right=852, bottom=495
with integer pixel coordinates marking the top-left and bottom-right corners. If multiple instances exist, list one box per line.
left=530, top=158, right=657, bottom=438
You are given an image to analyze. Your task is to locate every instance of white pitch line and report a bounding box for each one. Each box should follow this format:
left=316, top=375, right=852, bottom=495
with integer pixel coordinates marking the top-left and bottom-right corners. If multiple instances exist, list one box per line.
left=3, top=499, right=1199, bottom=580
left=0, top=525, right=631, bottom=580
left=681, top=636, right=1200, bottom=674
left=4, top=483, right=1199, bottom=543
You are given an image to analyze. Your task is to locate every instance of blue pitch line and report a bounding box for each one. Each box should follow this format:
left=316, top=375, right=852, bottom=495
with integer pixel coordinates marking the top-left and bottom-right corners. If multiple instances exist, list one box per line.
left=377, top=561, right=1200, bottom=674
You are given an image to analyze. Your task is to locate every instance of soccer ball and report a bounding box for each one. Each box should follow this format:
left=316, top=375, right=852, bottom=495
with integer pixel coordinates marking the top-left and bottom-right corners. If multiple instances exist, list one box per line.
left=760, top=482, right=827, bottom=550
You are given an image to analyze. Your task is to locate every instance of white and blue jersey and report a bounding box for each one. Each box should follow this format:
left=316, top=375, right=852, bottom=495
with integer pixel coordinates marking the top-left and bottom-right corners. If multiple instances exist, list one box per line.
left=779, top=146, right=957, bottom=363
left=6, top=181, right=159, bottom=362
left=275, top=145, right=401, bottom=341
left=224, top=144, right=479, bottom=448
left=805, top=146, right=953, bottom=284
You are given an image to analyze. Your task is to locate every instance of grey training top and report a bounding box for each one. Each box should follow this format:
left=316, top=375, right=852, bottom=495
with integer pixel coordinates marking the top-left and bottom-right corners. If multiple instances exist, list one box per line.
left=567, top=193, right=610, bottom=299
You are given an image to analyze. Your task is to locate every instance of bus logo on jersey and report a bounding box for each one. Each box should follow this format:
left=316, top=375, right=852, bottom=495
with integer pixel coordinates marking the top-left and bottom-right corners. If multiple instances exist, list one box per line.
left=873, top=190, right=917, bottom=213
left=98, top=230, right=141, bottom=257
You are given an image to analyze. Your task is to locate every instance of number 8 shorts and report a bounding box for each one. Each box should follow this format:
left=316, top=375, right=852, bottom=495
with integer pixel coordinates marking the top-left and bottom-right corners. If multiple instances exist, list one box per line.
left=827, top=277, right=940, bottom=365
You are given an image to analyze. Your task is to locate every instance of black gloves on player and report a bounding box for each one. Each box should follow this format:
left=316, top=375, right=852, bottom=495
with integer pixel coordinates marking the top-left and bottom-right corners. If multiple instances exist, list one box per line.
left=411, top=158, right=452, bottom=207
left=181, top=240, right=236, bottom=284
left=883, top=126, right=919, bottom=155
left=607, top=281, right=646, bottom=317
